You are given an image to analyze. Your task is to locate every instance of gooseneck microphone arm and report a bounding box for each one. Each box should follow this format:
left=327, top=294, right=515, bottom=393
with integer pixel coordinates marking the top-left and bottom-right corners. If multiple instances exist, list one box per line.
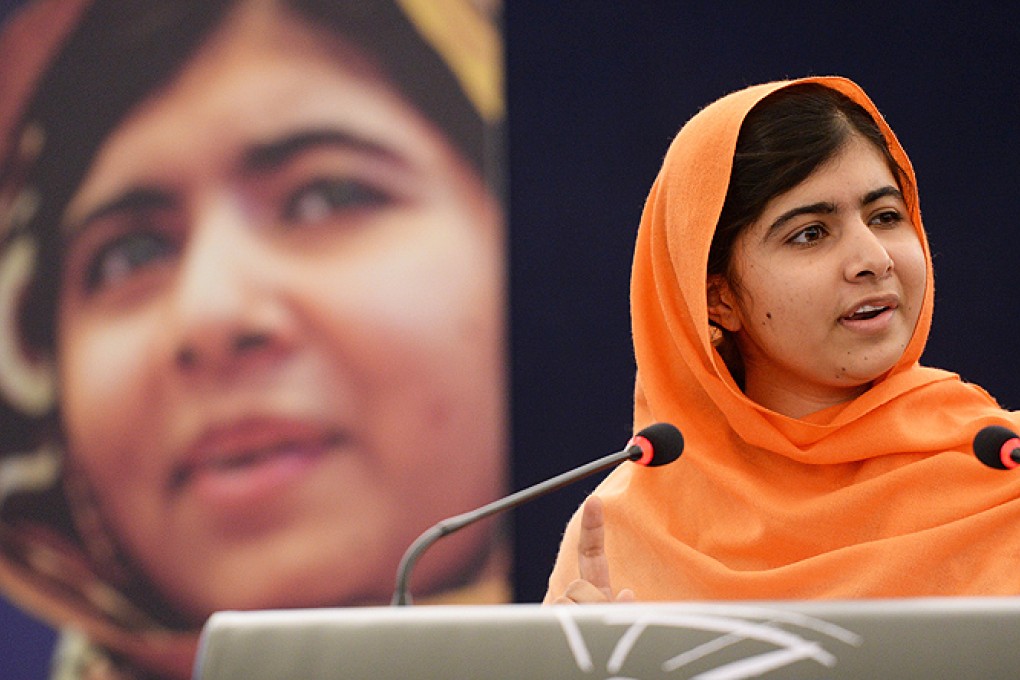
left=391, top=422, right=683, bottom=606
left=393, top=446, right=633, bottom=606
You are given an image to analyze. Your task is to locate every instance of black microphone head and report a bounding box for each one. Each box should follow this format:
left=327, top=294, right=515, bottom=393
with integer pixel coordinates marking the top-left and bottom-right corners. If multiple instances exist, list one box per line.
left=629, top=422, right=684, bottom=467
left=973, top=424, right=1020, bottom=470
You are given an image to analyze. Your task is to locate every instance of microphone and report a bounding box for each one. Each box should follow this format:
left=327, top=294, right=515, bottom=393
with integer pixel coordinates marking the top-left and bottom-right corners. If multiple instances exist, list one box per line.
left=391, top=422, right=684, bottom=605
left=973, top=425, right=1020, bottom=470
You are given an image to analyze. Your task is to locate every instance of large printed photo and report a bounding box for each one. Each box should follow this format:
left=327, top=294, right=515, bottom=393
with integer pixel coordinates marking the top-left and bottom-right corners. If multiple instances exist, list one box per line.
left=0, top=1, right=508, bottom=678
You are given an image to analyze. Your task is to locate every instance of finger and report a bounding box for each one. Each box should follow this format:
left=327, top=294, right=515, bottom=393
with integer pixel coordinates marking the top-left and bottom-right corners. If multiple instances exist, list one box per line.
left=615, top=588, right=637, bottom=602
left=557, top=578, right=612, bottom=604
left=577, top=496, right=612, bottom=598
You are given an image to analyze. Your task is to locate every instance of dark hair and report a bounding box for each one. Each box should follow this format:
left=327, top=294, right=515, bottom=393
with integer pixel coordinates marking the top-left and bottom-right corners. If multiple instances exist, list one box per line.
left=707, top=83, right=909, bottom=280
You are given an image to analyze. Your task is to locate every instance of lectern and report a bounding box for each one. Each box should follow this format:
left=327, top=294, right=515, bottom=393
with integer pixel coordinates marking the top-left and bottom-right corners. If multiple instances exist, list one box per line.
left=194, top=598, right=1020, bottom=679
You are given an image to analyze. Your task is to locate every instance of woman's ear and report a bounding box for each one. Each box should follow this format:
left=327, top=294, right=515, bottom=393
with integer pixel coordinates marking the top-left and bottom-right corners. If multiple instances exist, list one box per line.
left=706, top=275, right=742, bottom=332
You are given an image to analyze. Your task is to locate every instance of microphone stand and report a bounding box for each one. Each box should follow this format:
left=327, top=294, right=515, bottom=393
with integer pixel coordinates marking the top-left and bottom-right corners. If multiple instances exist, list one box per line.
left=391, top=445, right=640, bottom=605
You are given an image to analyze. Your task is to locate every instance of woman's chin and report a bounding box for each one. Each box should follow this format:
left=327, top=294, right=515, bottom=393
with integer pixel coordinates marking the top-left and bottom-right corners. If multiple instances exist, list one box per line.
left=171, top=560, right=396, bottom=621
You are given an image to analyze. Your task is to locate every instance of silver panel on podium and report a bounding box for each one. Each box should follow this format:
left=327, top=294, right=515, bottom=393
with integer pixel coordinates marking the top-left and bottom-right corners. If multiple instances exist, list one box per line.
left=193, top=598, right=1020, bottom=679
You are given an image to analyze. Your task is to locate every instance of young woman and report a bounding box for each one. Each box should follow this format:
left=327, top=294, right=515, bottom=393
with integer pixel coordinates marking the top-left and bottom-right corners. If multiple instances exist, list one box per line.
left=546, top=76, right=1020, bottom=605
left=0, top=0, right=506, bottom=677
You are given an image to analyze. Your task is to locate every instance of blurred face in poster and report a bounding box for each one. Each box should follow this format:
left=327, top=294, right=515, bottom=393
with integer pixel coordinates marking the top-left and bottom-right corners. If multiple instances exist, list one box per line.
left=51, top=0, right=506, bottom=621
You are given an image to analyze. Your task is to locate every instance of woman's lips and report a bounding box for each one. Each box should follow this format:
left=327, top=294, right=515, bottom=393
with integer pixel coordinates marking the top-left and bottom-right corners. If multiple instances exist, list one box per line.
left=838, top=295, right=899, bottom=332
left=170, top=419, right=346, bottom=508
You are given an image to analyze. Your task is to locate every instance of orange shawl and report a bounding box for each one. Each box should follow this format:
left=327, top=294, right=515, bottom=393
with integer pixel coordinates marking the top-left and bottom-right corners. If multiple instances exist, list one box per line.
left=546, top=76, right=1020, bottom=601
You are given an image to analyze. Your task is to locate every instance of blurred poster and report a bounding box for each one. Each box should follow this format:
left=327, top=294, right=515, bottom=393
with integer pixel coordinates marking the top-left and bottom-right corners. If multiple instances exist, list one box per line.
left=0, top=1, right=507, bottom=678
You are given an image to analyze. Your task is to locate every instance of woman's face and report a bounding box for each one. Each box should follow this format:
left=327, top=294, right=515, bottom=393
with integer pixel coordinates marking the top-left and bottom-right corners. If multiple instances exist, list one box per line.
left=708, top=135, right=926, bottom=418
left=56, top=1, right=505, bottom=619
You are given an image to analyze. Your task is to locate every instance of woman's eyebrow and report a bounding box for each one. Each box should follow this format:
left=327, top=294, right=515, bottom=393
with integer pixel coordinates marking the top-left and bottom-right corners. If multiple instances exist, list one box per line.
left=64, top=129, right=413, bottom=237
left=241, top=127, right=408, bottom=174
left=764, top=185, right=905, bottom=240
left=862, top=185, right=904, bottom=205
left=63, top=187, right=175, bottom=237
left=766, top=201, right=835, bottom=238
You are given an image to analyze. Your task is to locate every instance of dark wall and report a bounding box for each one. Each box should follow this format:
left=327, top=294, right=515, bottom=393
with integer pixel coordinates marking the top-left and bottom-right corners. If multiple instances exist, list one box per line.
left=507, top=1, right=1020, bottom=602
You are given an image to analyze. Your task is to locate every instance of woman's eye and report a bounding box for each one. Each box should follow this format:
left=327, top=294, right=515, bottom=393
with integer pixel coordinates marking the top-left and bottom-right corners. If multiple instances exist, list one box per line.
left=84, top=231, right=175, bottom=292
left=788, top=224, right=826, bottom=245
left=283, top=178, right=392, bottom=224
left=871, top=209, right=903, bottom=227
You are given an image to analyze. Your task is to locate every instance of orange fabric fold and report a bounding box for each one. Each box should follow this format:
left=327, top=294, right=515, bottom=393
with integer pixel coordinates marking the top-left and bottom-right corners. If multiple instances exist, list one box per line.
left=546, top=76, right=1020, bottom=601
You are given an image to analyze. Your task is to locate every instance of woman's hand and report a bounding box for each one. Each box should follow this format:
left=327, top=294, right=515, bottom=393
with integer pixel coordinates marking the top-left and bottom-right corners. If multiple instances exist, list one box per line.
left=550, top=496, right=635, bottom=604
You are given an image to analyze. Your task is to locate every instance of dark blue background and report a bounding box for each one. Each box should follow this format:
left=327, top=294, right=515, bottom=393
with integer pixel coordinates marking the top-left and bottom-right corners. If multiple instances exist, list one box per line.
left=2, top=1, right=1019, bottom=677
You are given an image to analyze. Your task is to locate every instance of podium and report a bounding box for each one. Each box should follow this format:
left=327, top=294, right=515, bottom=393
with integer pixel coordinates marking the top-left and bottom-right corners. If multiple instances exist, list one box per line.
left=193, top=598, right=1020, bottom=679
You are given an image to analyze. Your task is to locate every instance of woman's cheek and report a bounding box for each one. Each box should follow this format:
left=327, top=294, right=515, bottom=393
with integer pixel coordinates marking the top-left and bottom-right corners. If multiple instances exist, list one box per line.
left=59, top=318, right=156, bottom=455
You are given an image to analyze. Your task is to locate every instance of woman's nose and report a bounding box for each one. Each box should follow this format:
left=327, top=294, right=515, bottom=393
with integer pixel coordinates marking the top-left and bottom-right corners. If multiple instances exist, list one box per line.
left=844, top=221, right=894, bottom=282
left=167, top=204, right=293, bottom=374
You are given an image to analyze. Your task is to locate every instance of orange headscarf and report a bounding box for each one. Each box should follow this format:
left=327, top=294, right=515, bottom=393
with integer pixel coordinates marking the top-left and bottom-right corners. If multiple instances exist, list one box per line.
left=546, top=76, right=1020, bottom=601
